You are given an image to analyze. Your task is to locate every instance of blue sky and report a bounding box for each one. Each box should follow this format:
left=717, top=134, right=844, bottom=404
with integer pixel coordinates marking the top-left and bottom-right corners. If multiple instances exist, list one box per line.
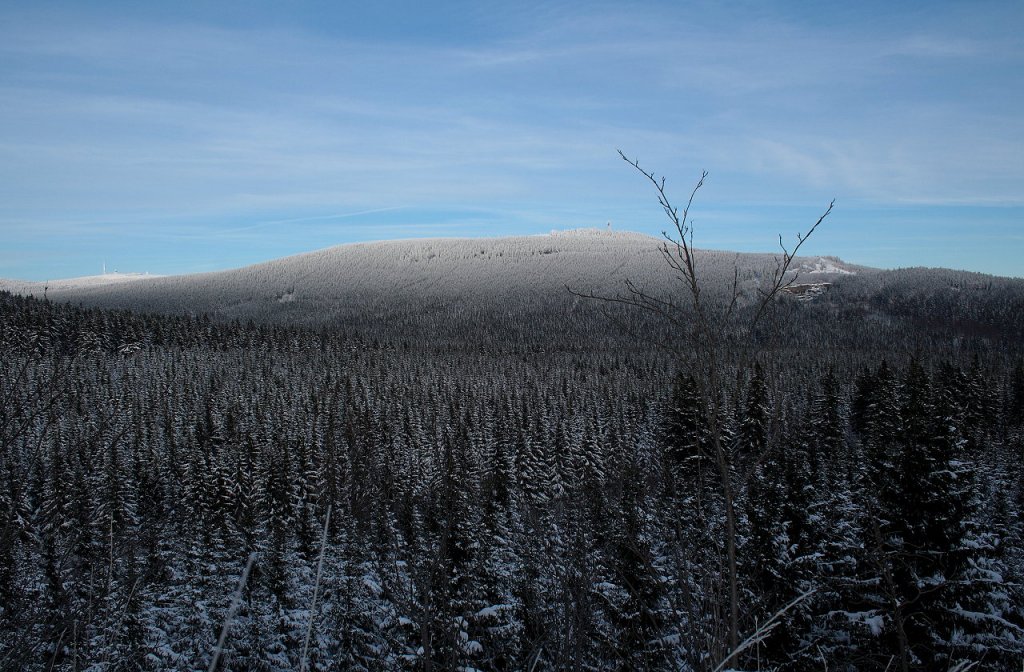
left=1, top=0, right=1022, bottom=280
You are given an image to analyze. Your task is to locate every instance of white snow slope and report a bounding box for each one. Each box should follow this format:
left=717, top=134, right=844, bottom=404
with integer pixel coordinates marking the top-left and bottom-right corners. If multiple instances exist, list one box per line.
left=0, top=229, right=866, bottom=326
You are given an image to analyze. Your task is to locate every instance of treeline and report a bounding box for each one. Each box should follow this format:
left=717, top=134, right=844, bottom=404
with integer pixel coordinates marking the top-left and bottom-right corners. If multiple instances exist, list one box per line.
left=1, top=291, right=1023, bottom=670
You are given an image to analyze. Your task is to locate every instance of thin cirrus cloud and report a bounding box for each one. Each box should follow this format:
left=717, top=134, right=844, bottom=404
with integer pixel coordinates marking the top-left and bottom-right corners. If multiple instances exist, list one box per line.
left=0, top=1, right=1021, bottom=280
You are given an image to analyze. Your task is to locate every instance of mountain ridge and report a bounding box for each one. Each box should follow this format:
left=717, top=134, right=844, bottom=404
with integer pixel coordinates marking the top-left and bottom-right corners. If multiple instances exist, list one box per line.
left=2, top=229, right=1021, bottom=349
left=0, top=228, right=871, bottom=295
left=0, top=229, right=866, bottom=324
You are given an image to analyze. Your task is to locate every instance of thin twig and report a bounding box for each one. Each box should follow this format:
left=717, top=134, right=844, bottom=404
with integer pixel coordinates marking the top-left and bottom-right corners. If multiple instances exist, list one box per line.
left=208, top=552, right=257, bottom=672
left=712, top=590, right=814, bottom=672
left=750, top=200, right=834, bottom=328
left=300, top=505, right=332, bottom=672
left=46, top=628, right=66, bottom=672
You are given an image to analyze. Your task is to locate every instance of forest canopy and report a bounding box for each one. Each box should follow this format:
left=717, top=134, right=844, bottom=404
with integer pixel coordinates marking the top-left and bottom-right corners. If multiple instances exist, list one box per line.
left=1, top=262, right=1023, bottom=671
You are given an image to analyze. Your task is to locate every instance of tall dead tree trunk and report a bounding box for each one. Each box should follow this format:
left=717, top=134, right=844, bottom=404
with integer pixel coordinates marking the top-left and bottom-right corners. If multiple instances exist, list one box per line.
left=572, top=149, right=833, bottom=667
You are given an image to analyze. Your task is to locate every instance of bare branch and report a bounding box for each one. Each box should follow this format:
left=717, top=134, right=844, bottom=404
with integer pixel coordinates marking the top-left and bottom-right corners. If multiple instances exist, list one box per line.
left=209, top=552, right=258, bottom=672
left=573, top=151, right=834, bottom=662
left=712, top=590, right=815, bottom=672
left=617, top=150, right=711, bottom=332
left=751, top=199, right=834, bottom=328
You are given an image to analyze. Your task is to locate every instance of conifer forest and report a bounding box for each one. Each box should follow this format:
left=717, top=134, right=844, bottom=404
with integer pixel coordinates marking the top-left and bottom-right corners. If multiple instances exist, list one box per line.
left=2, top=251, right=1024, bottom=671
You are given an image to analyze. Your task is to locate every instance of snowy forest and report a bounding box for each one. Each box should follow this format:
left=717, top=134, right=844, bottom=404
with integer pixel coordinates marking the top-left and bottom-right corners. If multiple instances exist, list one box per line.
left=2, top=261, right=1024, bottom=671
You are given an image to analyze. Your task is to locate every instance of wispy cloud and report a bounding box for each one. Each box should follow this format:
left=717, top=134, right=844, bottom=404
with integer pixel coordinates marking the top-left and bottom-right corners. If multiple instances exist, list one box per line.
left=0, top=2, right=1021, bottom=279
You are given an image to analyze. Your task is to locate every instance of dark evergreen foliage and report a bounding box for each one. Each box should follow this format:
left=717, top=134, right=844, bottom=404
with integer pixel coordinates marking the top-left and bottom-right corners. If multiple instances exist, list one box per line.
left=1, top=285, right=1023, bottom=670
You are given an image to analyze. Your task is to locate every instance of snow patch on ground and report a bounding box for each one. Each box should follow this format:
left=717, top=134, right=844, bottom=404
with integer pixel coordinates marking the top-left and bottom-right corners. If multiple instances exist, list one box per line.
left=801, top=256, right=856, bottom=275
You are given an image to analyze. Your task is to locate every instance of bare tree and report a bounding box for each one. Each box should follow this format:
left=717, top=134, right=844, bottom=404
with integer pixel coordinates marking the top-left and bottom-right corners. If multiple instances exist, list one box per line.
left=572, top=150, right=833, bottom=667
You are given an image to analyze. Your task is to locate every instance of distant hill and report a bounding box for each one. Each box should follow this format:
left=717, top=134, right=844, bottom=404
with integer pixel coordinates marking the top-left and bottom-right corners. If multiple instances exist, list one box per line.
left=0, top=272, right=162, bottom=295
left=2, top=229, right=1021, bottom=350
left=0, top=228, right=864, bottom=317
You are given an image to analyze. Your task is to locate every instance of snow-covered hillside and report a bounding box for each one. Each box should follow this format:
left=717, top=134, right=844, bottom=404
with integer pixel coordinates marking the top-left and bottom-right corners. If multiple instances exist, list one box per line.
left=0, top=272, right=160, bottom=296
left=7, top=229, right=1021, bottom=350
left=0, top=230, right=864, bottom=324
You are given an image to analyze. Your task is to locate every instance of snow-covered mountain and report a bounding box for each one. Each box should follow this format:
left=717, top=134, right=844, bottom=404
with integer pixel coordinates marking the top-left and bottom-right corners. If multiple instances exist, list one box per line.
left=0, top=229, right=862, bottom=320
left=3, top=228, right=1020, bottom=347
